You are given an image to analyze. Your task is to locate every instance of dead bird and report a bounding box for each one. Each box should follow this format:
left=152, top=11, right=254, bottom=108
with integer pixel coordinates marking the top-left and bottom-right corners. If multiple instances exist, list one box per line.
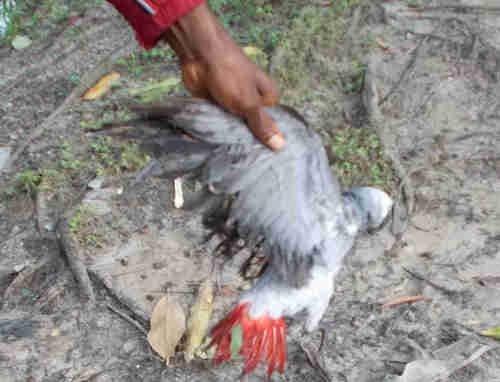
left=102, top=97, right=393, bottom=376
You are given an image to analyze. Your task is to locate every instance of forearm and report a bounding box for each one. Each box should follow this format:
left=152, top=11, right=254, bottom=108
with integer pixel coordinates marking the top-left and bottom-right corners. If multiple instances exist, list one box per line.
left=106, top=0, right=204, bottom=49
left=107, top=0, right=283, bottom=150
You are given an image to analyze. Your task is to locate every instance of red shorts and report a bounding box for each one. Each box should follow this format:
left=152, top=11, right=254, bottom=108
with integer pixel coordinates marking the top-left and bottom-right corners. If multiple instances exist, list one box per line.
left=107, top=0, right=204, bottom=49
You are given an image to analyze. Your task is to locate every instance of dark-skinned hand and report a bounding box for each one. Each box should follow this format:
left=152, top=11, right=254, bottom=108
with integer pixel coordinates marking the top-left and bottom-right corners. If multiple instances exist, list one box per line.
left=163, top=3, right=284, bottom=151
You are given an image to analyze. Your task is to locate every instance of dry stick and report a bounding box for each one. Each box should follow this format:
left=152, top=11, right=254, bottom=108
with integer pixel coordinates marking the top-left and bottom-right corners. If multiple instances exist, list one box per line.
left=52, top=171, right=97, bottom=302
left=378, top=34, right=428, bottom=107
left=402, top=267, right=457, bottom=296
left=378, top=14, right=473, bottom=108
left=432, top=345, right=497, bottom=382
left=56, top=205, right=96, bottom=304
left=409, top=6, right=500, bottom=14
left=107, top=303, right=148, bottom=336
left=4, top=40, right=136, bottom=172
left=381, top=295, right=426, bottom=310
left=374, top=32, right=431, bottom=219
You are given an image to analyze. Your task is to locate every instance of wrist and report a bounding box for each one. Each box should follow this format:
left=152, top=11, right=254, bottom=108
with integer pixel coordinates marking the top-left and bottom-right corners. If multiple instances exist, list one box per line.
left=172, top=2, right=231, bottom=61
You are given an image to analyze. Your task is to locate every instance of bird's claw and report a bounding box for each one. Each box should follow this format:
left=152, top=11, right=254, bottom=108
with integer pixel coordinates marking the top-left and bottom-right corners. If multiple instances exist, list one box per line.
left=317, top=327, right=327, bottom=353
left=299, top=327, right=331, bottom=381
left=239, top=241, right=267, bottom=280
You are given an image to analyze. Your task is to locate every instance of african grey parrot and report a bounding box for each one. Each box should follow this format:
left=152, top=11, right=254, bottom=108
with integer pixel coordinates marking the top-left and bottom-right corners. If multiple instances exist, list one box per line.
left=104, top=97, right=393, bottom=376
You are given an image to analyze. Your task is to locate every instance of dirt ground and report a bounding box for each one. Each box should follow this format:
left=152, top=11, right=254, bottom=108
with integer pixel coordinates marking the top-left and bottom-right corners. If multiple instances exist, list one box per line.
left=2, top=1, right=500, bottom=381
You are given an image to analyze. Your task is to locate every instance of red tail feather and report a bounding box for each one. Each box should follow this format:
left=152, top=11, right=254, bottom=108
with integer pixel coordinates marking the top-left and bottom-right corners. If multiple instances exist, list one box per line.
left=209, top=303, right=287, bottom=376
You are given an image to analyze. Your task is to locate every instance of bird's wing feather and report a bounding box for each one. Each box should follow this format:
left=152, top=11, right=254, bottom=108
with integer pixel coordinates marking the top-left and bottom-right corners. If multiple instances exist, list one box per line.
left=178, top=102, right=342, bottom=287
left=128, top=97, right=256, bottom=144
left=131, top=98, right=343, bottom=288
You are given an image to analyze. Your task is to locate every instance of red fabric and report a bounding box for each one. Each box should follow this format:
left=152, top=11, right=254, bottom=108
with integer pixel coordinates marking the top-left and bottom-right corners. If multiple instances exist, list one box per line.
left=107, top=0, right=204, bottom=49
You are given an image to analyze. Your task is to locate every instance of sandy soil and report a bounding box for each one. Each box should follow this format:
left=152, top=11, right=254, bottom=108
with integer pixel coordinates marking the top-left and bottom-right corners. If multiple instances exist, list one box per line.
left=2, top=1, right=500, bottom=381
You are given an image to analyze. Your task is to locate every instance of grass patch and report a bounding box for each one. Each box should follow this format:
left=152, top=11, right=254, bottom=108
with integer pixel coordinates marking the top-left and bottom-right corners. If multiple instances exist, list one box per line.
left=2, top=168, right=60, bottom=200
left=116, top=47, right=175, bottom=77
left=70, top=205, right=110, bottom=248
left=0, top=0, right=103, bottom=46
left=271, top=2, right=372, bottom=104
left=267, top=1, right=398, bottom=193
left=329, top=127, right=398, bottom=192
left=58, top=134, right=150, bottom=180
left=207, top=0, right=282, bottom=52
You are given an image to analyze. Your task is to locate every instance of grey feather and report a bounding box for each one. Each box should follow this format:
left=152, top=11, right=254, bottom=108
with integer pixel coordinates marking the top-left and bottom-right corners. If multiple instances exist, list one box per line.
left=111, top=97, right=393, bottom=326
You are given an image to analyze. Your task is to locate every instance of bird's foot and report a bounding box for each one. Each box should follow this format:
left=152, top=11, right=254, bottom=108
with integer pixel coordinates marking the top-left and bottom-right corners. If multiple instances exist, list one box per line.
left=239, top=239, right=267, bottom=280
left=299, top=327, right=331, bottom=381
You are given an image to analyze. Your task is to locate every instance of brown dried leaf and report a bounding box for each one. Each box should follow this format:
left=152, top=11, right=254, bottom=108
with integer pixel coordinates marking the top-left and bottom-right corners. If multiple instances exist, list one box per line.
left=82, top=72, right=120, bottom=100
left=184, top=278, right=214, bottom=362
left=147, top=296, right=186, bottom=365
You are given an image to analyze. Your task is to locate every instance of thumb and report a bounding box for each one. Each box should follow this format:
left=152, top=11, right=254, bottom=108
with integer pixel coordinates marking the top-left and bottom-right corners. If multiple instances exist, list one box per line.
left=245, top=107, right=285, bottom=151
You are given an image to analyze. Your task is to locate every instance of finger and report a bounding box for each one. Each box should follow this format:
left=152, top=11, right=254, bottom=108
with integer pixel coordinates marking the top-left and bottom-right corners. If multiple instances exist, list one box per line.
left=255, top=70, right=280, bottom=106
left=245, top=107, right=285, bottom=151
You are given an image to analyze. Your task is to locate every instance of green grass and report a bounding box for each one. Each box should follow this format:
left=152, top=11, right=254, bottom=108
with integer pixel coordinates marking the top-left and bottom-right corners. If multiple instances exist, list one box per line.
left=116, top=47, right=175, bottom=77
left=70, top=205, right=109, bottom=248
left=329, top=127, right=397, bottom=192
left=2, top=168, right=60, bottom=201
left=0, top=0, right=103, bottom=46
left=207, top=0, right=281, bottom=52
left=15, top=169, right=42, bottom=197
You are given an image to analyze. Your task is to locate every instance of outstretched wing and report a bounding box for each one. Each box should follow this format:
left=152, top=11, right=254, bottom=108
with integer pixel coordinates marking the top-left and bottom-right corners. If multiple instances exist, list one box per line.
left=224, top=108, right=342, bottom=287
left=131, top=98, right=343, bottom=288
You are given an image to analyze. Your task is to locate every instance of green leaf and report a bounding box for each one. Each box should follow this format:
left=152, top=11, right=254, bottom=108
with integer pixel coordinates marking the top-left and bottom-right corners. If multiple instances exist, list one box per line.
left=12, top=35, right=32, bottom=50
left=480, top=327, right=500, bottom=340
left=230, top=324, right=243, bottom=359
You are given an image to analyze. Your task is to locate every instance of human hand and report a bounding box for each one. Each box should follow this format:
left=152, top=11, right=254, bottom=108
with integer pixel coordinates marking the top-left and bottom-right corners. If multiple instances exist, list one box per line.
left=164, top=3, right=284, bottom=151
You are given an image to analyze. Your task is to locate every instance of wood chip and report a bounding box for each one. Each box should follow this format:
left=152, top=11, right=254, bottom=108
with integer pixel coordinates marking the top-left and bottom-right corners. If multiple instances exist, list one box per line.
left=174, top=177, right=184, bottom=208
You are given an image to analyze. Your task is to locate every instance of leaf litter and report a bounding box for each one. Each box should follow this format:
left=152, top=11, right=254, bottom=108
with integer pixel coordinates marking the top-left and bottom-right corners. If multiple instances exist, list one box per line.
left=147, top=295, right=186, bottom=365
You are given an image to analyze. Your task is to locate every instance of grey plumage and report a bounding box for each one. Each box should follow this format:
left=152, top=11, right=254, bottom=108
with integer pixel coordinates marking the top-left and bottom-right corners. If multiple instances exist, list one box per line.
left=107, top=97, right=392, bottom=331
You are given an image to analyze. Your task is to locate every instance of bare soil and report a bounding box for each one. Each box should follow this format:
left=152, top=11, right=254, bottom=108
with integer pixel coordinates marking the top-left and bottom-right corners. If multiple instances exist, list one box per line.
left=2, top=1, right=500, bottom=382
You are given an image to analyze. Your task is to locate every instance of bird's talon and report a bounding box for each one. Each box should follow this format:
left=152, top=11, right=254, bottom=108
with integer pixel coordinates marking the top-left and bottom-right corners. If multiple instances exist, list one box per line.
left=317, top=327, right=327, bottom=353
left=299, top=340, right=331, bottom=381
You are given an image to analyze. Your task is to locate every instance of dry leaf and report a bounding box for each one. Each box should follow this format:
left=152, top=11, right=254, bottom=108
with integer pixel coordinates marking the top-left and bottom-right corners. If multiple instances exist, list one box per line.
left=480, top=327, right=500, bottom=340
left=82, top=72, right=120, bottom=100
left=184, top=278, right=214, bottom=362
left=147, top=296, right=186, bottom=365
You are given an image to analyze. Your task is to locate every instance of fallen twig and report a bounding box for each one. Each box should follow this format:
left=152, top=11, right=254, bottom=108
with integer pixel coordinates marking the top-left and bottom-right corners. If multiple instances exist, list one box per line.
left=407, top=5, right=500, bottom=14
left=381, top=295, right=426, bottom=310
left=107, top=303, right=148, bottom=336
left=56, top=204, right=96, bottom=304
left=402, top=267, right=457, bottom=296
left=433, top=345, right=496, bottom=382
left=378, top=35, right=428, bottom=107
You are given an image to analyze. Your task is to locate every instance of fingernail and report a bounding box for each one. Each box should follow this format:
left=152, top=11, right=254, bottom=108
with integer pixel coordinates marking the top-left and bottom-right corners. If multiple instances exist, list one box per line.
left=268, top=134, right=285, bottom=151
